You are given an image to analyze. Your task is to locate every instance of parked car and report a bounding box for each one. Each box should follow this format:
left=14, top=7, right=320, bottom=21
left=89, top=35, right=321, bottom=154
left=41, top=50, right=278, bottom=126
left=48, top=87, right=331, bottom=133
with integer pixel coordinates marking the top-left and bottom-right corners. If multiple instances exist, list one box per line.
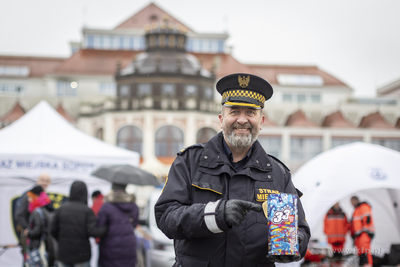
left=137, top=188, right=175, bottom=267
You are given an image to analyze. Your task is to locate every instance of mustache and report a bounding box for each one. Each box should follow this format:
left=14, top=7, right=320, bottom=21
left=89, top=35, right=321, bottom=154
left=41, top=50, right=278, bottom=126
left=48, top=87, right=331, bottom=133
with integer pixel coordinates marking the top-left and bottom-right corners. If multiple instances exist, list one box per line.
left=231, top=122, right=253, bottom=130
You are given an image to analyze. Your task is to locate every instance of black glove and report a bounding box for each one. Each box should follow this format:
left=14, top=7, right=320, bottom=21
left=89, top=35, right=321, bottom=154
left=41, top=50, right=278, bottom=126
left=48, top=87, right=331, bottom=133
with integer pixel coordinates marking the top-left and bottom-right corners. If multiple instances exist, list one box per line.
left=267, top=235, right=303, bottom=263
left=366, top=216, right=371, bottom=224
left=224, top=199, right=262, bottom=227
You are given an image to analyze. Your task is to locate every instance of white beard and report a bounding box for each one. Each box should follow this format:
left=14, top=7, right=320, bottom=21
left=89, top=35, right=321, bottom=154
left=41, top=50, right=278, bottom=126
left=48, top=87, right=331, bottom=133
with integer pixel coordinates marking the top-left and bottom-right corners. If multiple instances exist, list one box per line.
left=223, top=122, right=259, bottom=149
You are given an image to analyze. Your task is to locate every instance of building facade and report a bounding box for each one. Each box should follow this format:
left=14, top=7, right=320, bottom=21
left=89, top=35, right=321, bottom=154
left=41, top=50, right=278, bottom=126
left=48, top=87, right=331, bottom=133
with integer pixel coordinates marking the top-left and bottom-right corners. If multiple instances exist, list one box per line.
left=1, top=3, right=399, bottom=176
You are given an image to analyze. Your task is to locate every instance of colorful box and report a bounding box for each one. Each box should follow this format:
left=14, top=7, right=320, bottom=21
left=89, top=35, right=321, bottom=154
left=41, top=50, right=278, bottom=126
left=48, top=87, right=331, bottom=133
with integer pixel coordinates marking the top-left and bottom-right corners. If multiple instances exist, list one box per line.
left=263, top=193, right=299, bottom=255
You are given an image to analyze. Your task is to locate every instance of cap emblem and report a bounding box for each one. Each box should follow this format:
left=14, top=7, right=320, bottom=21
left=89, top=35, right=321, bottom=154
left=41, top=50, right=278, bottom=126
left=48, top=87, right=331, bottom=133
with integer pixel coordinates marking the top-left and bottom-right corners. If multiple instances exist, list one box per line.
left=238, top=75, right=250, bottom=88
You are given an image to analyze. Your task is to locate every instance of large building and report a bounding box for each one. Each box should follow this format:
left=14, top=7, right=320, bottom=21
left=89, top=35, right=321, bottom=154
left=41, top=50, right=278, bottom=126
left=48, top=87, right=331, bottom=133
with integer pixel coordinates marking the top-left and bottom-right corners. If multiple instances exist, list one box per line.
left=1, top=3, right=399, bottom=176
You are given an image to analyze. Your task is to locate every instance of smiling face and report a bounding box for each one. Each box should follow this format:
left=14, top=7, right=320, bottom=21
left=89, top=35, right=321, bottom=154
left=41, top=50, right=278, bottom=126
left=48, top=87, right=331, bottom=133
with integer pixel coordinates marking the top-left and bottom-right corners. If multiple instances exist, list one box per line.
left=219, top=106, right=265, bottom=150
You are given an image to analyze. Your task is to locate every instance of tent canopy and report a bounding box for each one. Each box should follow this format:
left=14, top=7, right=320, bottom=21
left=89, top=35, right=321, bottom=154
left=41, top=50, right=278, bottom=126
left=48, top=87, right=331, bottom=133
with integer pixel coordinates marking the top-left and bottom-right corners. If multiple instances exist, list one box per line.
left=0, top=101, right=140, bottom=266
left=0, top=100, right=140, bottom=179
left=293, top=142, right=400, bottom=255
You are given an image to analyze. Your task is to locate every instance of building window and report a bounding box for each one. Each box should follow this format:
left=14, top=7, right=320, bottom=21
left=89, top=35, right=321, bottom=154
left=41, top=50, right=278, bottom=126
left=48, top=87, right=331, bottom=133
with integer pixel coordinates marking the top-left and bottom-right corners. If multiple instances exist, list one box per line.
left=0, top=84, right=26, bottom=95
left=138, top=84, right=152, bottom=97
left=0, top=66, right=30, bottom=77
left=155, top=125, right=184, bottom=157
left=258, top=136, right=282, bottom=159
left=290, top=137, right=322, bottom=164
left=119, top=85, right=130, bottom=96
left=197, top=127, right=217, bottom=143
left=186, top=39, right=193, bottom=51
left=57, top=81, right=78, bottom=96
left=311, top=94, right=321, bottom=103
left=297, top=94, right=306, bottom=103
left=99, top=82, right=116, bottom=95
left=277, top=74, right=324, bottom=86
left=116, top=125, right=143, bottom=155
left=372, top=138, right=400, bottom=152
left=185, top=85, right=197, bottom=96
left=283, top=93, right=292, bottom=102
left=161, top=84, right=176, bottom=96
left=139, top=37, right=146, bottom=50
left=332, top=137, right=363, bottom=148
left=282, top=93, right=321, bottom=103
left=87, top=35, right=94, bottom=48
left=218, top=40, right=224, bottom=53
left=203, top=87, right=213, bottom=99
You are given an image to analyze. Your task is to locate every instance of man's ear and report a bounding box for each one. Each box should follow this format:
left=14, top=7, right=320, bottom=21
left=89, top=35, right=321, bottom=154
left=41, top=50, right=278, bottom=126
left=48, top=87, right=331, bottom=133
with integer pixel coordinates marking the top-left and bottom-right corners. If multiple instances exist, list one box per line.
left=218, top=114, right=224, bottom=127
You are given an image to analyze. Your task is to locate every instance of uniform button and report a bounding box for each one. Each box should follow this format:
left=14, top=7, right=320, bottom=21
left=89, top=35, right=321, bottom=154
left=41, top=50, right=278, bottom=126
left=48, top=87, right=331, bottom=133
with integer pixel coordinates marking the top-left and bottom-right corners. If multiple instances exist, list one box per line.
left=256, top=160, right=259, bottom=164
left=204, top=156, right=208, bottom=159
left=268, top=175, right=271, bottom=179
left=267, top=163, right=270, bottom=166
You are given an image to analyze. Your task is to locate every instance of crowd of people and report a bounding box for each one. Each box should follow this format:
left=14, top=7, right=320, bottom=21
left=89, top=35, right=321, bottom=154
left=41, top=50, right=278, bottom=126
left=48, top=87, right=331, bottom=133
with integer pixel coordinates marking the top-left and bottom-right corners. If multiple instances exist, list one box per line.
left=14, top=174, right=141, bottom=267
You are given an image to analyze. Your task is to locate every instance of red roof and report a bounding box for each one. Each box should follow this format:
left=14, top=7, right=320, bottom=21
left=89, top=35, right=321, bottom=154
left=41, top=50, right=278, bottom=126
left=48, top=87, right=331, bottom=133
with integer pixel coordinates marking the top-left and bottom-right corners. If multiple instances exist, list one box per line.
left=51, top=49, right=142, bottom=75
left=0, top=55, right=65, bottom=78
left=195, top=53, right=255, bottom=78
left=0, top=101, right=25, bottom=123
left=247, top=64, right=348, bottom=86
left=114, top=3, right=193, bottom=32
left=56, top=103, right=76, bottom=123
left=262, top=112, right=278, bottom=127
left=358, top=112, right=394, bottom=129
left=51, top=49, right=255, bottom=78
left=285, top=110, right=318, bottom=127
left=322, top=111, right=356, bottom=128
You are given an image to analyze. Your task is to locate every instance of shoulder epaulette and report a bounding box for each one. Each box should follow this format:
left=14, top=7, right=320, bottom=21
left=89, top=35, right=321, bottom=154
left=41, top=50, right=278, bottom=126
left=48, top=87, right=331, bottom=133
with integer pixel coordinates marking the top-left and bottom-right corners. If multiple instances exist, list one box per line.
left=177, top=143, right=204, bottom=156
left=267, top=153, right=290, bottom=172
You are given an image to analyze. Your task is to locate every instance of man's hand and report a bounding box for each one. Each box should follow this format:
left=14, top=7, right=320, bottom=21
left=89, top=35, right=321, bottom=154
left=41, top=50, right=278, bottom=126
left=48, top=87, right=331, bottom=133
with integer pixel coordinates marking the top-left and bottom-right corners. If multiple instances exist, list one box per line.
left=224, top=199, right=262, bottom=227
left=267, top=234, right=303, bottom=263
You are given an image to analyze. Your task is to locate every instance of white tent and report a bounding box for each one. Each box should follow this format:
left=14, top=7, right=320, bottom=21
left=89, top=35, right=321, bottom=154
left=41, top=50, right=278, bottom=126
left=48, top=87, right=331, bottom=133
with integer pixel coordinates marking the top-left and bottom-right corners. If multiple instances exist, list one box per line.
left=292, top=142, right=400, bottom=259
left=0, top=101, right=140, bottom=266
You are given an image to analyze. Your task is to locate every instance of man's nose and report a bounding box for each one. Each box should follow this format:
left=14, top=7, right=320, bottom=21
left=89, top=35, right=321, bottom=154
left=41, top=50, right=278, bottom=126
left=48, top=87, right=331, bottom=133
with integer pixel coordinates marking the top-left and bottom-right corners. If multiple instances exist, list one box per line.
left=236, top=112, right=249, bottom=124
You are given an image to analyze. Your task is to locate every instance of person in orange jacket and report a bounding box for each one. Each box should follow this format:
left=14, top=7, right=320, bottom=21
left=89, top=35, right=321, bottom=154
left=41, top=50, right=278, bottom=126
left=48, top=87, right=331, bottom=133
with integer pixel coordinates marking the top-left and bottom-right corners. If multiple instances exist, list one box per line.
left=350, top=196, right=375, bottom=267
left=324, top=202, right=349, bottom=258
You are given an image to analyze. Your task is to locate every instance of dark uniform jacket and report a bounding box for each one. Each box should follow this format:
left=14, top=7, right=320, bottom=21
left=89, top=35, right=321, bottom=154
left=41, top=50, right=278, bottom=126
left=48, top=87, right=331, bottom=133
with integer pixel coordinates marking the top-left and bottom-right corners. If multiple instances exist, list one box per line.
left=155, top=132, right=310, bottom=267
left=51, top=181, right=107, bottom=263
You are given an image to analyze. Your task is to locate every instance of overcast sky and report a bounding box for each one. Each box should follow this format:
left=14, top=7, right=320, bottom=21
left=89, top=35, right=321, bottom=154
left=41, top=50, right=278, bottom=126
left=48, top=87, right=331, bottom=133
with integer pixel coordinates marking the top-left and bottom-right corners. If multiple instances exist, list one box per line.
left=1, top=0, right=399, bottom=97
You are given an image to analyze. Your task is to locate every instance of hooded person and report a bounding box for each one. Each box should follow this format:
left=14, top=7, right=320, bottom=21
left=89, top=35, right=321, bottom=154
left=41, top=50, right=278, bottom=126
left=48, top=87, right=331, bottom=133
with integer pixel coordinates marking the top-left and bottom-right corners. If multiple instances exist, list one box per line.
left=51, top=180, right=107, bottom=267
left=96, top=183, right=139, bottom=267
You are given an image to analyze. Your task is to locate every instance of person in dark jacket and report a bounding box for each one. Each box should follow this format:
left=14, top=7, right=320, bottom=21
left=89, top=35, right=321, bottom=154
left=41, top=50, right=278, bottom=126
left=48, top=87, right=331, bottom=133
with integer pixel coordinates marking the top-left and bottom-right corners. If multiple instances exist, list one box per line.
left=15, top=173, right=51, bottom=267
left=155, top=73, right=310, bottom=267
left=24, top=185, right=54, bottom=266
left=51, top=180, right=107, bottom=267
left=97, top=183, right=139, bottom=267
left=15, top=173, right=51, bottom=236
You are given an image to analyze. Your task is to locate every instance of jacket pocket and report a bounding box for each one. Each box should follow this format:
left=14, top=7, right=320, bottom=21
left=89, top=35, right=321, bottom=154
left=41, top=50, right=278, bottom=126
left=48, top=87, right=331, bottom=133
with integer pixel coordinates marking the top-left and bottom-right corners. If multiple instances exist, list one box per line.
left=191, top=181, right=223, bottom=204
left=192, top=181, right=223, bottom=195
left=176, top=254, right=209, bottom=267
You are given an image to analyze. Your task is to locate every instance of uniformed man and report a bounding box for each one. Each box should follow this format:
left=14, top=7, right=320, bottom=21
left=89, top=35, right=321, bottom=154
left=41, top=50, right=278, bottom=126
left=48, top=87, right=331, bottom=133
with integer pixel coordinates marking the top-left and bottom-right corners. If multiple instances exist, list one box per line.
left=155, top=73, right=310, bottom=267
